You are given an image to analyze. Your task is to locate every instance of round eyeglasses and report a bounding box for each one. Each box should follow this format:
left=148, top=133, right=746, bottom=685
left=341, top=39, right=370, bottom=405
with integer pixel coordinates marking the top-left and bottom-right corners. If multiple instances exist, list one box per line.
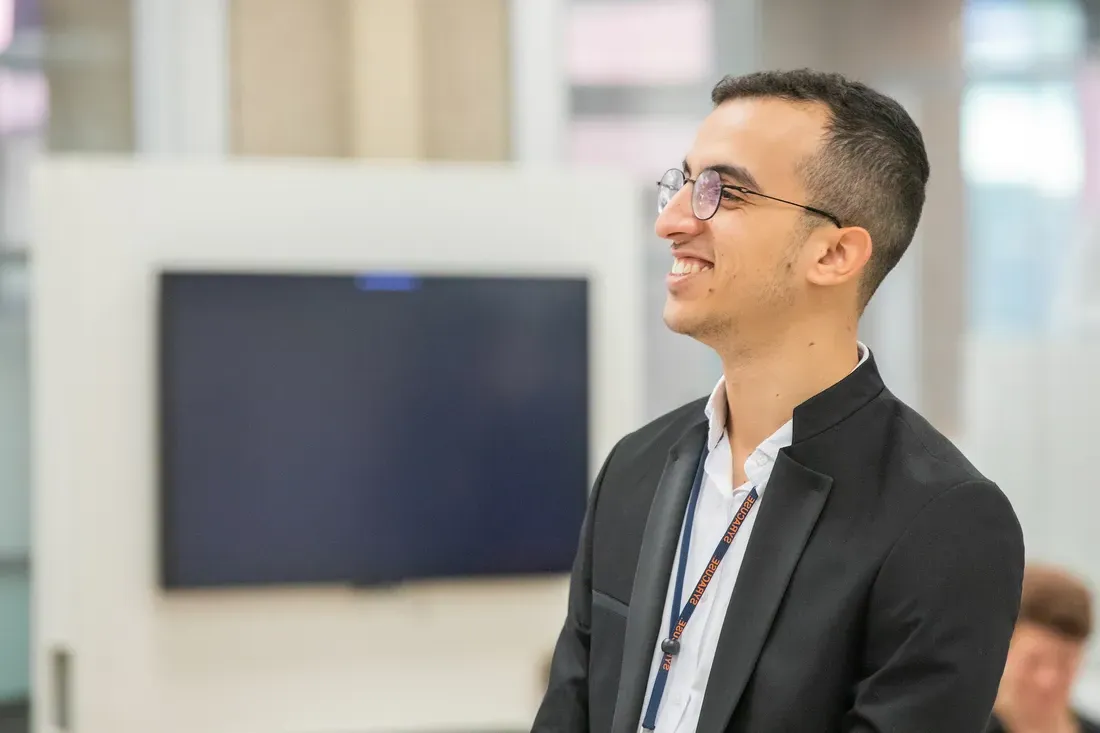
left=655, top=168, right=842, bottom=227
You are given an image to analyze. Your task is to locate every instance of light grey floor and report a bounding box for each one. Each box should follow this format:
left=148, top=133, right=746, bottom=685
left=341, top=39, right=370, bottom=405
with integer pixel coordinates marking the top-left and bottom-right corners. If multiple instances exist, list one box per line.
left=0, top=702, right=532, bottom=733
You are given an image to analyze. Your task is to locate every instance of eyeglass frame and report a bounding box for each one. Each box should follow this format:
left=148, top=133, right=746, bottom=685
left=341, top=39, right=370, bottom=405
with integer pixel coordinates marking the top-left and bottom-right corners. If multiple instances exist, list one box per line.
left=656, top=167, right=842, bottom=228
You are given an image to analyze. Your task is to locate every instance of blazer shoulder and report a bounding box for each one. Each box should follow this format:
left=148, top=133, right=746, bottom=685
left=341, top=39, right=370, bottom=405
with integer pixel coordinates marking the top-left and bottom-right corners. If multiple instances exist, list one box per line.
left=886, top=393, right=991, bottom=487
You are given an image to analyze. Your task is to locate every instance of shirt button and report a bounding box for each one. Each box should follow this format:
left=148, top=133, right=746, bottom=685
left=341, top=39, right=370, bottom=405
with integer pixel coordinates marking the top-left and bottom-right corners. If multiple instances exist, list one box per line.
left=753, top=454, right=767, bottom=466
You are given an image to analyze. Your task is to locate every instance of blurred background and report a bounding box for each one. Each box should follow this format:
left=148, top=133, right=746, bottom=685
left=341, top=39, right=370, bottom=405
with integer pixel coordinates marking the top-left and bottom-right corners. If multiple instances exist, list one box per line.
left=3, top=0, right=1100, bottom=731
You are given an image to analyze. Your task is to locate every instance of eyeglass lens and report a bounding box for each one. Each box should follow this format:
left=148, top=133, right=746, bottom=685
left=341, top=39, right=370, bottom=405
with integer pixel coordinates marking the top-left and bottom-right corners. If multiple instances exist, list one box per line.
left=657, top=169, right=682, bottom=214
left=657, top=168, right=722, bottom=221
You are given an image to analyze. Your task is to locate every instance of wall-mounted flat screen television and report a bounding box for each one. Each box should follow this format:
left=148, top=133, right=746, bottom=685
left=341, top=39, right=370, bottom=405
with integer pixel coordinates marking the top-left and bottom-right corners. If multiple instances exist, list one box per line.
left=158, top=271, right=589, bottom=589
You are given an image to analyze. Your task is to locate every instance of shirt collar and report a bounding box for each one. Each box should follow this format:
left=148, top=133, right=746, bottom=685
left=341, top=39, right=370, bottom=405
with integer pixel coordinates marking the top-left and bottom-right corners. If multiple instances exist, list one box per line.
left=703, top=341, right=870, bottom=452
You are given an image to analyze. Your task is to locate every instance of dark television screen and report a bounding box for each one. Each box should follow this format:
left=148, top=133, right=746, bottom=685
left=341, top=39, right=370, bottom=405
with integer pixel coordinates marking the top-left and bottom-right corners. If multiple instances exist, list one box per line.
left=158, top=272, right=589, bottom=589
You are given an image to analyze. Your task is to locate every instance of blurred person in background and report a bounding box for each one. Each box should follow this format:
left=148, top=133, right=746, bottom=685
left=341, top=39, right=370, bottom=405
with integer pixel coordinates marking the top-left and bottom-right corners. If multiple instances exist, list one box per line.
left=533, top=69, right=1024, bottom=733
left=987, top=565, right=1100, bottom=733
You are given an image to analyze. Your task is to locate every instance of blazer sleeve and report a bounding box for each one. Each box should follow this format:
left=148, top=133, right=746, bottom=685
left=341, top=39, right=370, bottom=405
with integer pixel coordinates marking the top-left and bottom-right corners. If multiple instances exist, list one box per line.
left=842, top=480, right=1025, bottom=733
left=530, top=440, right=620, bottom=733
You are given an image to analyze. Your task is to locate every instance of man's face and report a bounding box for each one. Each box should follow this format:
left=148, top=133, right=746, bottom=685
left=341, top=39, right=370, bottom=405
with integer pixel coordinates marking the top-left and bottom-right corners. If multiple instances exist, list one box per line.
left=655, top=97, right=833, bottom=346
left=998, top=622, right=1085, bottom=719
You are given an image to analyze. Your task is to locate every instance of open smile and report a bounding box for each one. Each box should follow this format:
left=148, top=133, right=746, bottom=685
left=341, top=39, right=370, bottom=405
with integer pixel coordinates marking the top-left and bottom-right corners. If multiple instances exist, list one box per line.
left=670, top=256, right=713, bottom=276
left=666, top=255, right=713, bottom=293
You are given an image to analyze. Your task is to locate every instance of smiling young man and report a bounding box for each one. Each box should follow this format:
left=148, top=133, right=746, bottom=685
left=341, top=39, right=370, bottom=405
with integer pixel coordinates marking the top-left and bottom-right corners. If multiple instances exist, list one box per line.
left=532, top=69, right=1025, bottom=733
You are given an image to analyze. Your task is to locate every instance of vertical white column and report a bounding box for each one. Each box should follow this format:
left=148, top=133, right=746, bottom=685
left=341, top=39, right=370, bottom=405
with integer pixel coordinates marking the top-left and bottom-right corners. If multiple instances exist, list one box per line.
left=131, top=0, right=228, bottom=157
left=508, top=0, right=568, bottom=163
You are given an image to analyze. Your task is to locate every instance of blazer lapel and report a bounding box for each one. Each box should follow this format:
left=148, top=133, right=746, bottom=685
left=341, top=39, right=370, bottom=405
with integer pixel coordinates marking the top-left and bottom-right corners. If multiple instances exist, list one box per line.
left=610, top=419, right=708, bottom=733
left=695, top=450, right=833, bottom=733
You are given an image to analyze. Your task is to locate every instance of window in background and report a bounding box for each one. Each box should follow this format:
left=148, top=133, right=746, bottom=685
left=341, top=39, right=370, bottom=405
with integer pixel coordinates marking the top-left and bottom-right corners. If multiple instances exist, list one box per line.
left=0, top=69, right=47, bottom=251
left=961, top=0, right=1085, bottom=335
left=962, top=83, right=1083, bottom=196
left=962, top=82, right=1082, bottom=333
left=566, top=0, right=711, bottom=86
left=960, top=0, right=1100, bottom=711
left=0, top=0, right=42, bottom=720
left=0, top=0, right=45, bottom=253
left=0, top=256, right=29, bottom=708
left=964, top=0, right=1086, bottom=73
left=565, top=0, right=713, bottom=167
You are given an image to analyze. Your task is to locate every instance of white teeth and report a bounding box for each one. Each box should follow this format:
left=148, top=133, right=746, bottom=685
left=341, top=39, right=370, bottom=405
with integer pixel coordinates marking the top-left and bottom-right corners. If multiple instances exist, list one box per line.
left=671, top=258, right=712, bottom=276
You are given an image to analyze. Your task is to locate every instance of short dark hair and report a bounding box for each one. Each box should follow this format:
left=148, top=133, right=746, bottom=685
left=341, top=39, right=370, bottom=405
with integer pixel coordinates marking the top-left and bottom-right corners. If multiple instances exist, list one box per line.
left=1019, top=564, right=1093, bottom=642
left=710, top=69, right=930, bottom=306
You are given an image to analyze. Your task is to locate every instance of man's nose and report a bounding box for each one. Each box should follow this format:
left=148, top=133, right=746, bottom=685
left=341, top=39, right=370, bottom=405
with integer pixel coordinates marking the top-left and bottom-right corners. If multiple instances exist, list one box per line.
left=655, top=186, right=704, bottom=241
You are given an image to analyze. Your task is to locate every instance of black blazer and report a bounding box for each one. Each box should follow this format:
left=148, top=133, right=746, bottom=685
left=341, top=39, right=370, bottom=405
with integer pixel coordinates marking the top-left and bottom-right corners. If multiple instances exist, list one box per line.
left=533, top=354, right=1025, bottom=733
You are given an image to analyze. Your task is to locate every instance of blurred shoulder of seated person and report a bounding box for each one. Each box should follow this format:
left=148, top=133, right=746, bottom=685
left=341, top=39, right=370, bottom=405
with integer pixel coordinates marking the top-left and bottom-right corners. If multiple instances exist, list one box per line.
left=988, top=564, right=1100, bottom=733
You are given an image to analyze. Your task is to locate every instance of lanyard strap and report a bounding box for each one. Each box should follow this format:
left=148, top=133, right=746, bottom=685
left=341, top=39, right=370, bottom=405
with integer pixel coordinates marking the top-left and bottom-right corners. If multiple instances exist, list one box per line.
left=641, top=446, right=759, bottom=731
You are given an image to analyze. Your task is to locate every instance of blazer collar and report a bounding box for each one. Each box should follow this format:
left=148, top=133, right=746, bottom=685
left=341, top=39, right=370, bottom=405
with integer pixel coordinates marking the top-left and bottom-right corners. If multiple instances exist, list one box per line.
left=791, top=347, right=884, bottom=445
left=701, top=342, right=880, bottom=449
left=702, top=341, right=873, bottom=453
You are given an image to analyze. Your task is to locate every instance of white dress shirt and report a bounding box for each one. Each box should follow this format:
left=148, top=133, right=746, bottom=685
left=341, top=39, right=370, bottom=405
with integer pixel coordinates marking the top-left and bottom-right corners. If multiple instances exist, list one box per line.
left=639, top=343, right=870, bottom=732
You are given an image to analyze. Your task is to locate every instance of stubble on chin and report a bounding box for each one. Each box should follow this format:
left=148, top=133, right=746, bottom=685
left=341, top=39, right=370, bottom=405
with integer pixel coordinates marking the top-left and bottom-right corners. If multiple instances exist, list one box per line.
left=663, top=278, right=797, bottom=358
left=663, top=302, right=735, bottom=348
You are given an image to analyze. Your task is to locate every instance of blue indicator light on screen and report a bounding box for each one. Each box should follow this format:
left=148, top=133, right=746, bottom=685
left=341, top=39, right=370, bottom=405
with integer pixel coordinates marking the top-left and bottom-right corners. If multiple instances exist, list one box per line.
left=354, top=274, right=421, bottom=291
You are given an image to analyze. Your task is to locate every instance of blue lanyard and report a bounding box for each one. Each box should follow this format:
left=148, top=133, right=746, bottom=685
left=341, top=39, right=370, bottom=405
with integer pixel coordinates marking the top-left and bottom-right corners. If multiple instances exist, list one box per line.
left=641, top=445, right=760, bottom=731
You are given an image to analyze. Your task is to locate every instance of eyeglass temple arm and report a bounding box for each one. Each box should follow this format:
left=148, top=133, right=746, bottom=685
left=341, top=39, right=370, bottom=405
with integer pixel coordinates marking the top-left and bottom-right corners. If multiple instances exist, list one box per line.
left=740, top=188, right=841, bottom=228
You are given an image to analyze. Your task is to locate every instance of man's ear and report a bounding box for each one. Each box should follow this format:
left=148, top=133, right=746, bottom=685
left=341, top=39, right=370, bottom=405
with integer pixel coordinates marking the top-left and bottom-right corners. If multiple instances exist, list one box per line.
left=805, top=226, right=872, bottom=288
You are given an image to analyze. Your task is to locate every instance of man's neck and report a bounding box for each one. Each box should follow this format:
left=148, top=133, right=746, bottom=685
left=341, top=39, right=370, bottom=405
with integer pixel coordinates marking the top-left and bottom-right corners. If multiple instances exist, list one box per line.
left=718, top=324, right=860, bottom=472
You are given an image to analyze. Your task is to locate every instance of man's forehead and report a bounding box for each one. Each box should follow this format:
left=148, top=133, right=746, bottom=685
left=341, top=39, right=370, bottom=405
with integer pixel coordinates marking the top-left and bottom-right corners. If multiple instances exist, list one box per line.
left=685, top=98, right=828, bottom=190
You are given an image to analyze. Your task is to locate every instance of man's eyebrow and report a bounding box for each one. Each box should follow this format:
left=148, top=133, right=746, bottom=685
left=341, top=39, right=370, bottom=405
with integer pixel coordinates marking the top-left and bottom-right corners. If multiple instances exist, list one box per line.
left=682, top=159, right=762, bottom=191
left=709, top=163, right=762, bottom=192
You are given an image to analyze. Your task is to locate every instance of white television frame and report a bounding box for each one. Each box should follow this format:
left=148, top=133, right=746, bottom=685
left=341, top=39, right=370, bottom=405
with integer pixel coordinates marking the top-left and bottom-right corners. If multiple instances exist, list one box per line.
left=30, top=157, right=645, bottom=733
